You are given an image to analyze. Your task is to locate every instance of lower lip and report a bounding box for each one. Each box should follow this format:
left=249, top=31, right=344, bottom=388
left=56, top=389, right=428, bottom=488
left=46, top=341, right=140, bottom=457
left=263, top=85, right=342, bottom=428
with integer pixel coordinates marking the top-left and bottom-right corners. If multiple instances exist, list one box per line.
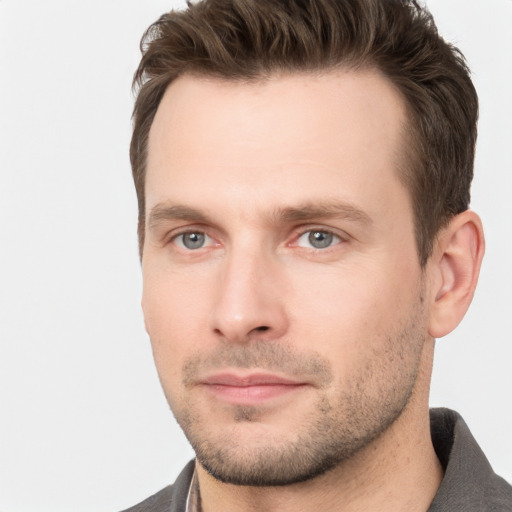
left=204, top=383, right=307, bottom=405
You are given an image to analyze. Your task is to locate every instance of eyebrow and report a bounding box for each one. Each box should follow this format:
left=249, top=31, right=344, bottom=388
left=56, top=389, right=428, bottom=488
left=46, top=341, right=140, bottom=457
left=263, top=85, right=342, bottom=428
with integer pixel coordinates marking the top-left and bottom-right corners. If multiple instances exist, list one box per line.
left=271, top=202, right=372, bottom=225
left=147, top=201, right=372, bottom=231
left=147, top=204, right=210, bottom=230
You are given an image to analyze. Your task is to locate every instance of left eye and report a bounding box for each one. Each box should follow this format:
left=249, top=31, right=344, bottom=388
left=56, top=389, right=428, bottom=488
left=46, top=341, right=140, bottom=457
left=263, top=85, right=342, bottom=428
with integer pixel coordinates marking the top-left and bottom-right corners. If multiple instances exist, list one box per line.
left=174, top=231, right=213, bottom=250
left=296, top=230, right=341, bottom=249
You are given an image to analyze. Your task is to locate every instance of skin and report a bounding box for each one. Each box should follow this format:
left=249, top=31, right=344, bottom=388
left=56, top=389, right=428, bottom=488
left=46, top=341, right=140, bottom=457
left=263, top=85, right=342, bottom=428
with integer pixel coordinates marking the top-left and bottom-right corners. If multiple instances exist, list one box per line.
left=142, top=70, right=484, bottom=512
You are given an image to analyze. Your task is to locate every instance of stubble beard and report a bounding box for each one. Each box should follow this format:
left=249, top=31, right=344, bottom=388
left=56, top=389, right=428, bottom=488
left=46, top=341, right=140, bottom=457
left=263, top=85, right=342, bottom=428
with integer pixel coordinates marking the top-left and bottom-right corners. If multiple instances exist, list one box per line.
left=164, top=301, right=427, bottom=487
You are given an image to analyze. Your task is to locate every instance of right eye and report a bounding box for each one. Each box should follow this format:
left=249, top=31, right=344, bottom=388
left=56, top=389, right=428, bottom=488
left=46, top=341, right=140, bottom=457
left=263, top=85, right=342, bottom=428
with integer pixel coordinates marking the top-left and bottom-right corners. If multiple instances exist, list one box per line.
left=173, top=231, right=213, bottom=250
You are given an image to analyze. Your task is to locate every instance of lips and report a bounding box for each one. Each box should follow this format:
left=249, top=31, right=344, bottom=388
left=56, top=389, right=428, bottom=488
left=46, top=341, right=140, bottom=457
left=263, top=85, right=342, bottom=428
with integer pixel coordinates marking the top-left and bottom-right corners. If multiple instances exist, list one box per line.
left=203, top=373, right=302, bottom=387
left=200, top=372, right=307, bottom=405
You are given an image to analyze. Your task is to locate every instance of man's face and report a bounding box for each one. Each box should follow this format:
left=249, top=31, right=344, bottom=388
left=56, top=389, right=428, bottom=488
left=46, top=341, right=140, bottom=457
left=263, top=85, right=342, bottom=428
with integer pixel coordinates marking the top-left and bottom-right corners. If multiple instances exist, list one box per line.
left=142, top=70, right=430, bottom=485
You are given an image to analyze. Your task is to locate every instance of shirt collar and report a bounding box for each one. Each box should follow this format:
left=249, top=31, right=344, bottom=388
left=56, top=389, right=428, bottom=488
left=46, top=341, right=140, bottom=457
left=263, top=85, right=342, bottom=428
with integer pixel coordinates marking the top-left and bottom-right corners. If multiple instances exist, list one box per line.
left=185, top=466, right=201, bottom=512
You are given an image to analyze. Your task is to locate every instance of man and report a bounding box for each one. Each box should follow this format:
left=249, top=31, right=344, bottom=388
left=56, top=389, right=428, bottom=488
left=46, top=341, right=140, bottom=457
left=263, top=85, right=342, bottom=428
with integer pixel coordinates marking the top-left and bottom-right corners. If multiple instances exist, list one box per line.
left=123, top=0, right=512, bottom=510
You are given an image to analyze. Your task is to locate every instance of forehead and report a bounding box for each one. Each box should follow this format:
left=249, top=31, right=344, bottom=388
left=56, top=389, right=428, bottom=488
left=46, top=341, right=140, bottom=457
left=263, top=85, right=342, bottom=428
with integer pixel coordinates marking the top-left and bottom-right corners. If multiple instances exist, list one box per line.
left=146, top=69, right=409, bottom=219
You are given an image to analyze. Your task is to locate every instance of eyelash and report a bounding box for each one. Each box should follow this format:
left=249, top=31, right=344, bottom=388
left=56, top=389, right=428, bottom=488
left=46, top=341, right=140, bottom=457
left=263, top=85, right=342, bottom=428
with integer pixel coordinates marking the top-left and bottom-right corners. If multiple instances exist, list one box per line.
left=293, top=227, right=345, bottom=250
left=167, top=226, right=347, bottom=252
left=169, top=227, right=216, bottom=250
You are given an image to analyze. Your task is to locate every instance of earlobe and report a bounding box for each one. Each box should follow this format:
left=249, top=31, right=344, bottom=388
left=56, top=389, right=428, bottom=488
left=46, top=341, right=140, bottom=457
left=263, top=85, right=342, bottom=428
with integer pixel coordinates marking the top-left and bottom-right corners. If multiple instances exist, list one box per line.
left=428, top=210, right=485, bottom=338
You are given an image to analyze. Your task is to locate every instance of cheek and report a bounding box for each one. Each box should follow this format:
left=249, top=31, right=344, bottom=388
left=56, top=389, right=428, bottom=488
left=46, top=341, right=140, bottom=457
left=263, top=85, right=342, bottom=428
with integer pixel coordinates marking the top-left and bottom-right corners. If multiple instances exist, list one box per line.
left=289, top=265, right=389, bottom=332
left=286, top=260, right=420, bottom=361
left=141, top=268, right=214, bottom=382
left=142, top=258, right=213, bottom=328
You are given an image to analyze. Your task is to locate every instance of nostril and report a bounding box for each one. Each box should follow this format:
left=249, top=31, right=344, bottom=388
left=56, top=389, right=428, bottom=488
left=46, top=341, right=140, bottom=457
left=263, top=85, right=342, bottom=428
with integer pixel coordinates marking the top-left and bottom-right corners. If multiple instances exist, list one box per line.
left=255, top=326, right=270, bottom=332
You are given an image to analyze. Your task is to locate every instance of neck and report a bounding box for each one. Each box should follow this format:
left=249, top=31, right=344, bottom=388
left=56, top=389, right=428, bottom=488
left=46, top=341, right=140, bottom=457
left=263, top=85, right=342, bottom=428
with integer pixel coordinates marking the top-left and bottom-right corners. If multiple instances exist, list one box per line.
left=196, top=342, right=442, bottom=512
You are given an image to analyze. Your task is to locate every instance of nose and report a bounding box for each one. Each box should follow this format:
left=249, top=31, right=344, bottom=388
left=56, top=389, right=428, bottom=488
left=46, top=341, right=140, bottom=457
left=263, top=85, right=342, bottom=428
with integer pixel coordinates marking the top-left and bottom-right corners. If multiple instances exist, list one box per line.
left=209, top=247, right=289, bottom=343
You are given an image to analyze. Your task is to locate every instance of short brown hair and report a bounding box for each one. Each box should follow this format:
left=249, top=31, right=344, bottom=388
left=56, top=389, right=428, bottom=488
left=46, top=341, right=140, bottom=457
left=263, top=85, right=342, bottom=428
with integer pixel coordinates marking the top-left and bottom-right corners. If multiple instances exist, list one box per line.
left=131, top=0, right=478, bottom=265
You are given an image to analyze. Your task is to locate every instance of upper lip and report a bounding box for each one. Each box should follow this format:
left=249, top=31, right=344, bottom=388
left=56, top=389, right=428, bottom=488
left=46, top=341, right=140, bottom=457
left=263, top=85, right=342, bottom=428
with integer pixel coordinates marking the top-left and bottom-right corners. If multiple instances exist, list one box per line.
left=201, top=372, right=304, bottom=387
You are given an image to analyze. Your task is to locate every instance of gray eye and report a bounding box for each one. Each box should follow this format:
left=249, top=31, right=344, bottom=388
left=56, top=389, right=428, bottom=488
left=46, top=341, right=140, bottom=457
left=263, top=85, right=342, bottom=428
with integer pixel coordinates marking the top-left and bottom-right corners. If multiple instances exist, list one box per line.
left=308, top=231, right=333, bottom=249
left=297, top=230, right=340, bottom=249
left=180, top=232, right=206, bottom=250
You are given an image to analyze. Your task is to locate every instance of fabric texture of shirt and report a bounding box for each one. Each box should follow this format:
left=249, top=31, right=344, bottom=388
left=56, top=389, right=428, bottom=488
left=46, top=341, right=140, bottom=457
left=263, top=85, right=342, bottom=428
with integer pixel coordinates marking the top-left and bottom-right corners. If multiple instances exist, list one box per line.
left=120, top=408, right=512, bottom=511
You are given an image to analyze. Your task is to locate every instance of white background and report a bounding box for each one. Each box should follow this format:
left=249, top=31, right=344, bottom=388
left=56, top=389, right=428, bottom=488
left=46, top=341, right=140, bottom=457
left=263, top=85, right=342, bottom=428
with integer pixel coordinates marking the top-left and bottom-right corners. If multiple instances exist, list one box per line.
left=0, top=1, right=511, bottom=511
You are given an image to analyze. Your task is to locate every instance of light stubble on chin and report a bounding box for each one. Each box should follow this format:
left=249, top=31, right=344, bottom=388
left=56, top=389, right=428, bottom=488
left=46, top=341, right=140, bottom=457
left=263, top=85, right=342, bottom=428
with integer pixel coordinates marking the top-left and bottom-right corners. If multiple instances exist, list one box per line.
left=163, top=306, right=426, bottom=487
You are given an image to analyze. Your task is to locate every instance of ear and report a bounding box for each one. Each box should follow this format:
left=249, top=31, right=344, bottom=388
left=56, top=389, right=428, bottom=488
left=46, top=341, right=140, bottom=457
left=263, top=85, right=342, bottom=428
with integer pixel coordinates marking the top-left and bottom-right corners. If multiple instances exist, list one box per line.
left=428, top=210, right=485, bottom=338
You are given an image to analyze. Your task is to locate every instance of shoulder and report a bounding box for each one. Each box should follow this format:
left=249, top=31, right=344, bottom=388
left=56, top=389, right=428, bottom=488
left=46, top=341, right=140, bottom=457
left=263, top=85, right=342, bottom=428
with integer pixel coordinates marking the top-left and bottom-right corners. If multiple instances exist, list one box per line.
left=120, top=485, right=174, bottom=512
left=429, top=408, right=512, bottom=511
left=119, top=460, right=195, bottom=512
